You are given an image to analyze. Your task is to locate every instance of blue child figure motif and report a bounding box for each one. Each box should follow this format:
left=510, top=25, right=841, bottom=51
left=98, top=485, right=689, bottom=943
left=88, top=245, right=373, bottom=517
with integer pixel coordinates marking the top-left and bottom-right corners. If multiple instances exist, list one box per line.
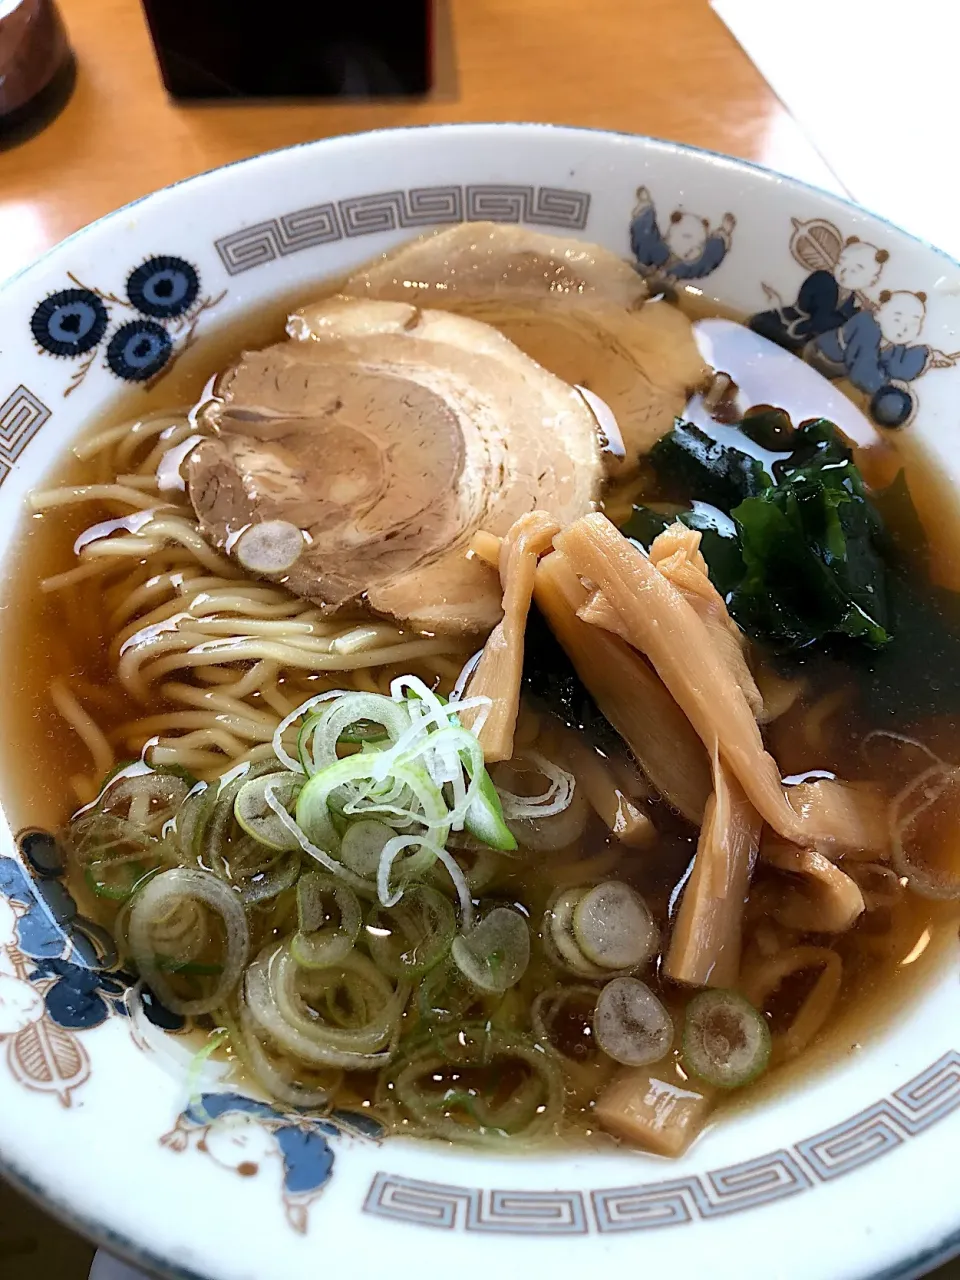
left=0, top=854, right=66, bottom=962
left=160, top=1092, right=381, bottom=1233
left=0, top=849, right=181, bottom=1033
left=810, top=290, right=959, bottom=428
left=630, top=186, right=735, bottom=282
left=0, top=853, right=136, bottom=1029
left=0, top=854, right=96, bottom=1103
left=0, top=844, right=183, bottom=1104
left=0, top=885, right=46, bottom=1039
left=749, top=236, right=889, bottom=354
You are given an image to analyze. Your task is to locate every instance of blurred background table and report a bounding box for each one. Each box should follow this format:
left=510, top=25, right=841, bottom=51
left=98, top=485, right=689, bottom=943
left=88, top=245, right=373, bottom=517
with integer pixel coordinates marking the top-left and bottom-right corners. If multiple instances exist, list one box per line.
left=0, top=0, right=951, bottom=1277
left=0, top=0, right=845, bottom=285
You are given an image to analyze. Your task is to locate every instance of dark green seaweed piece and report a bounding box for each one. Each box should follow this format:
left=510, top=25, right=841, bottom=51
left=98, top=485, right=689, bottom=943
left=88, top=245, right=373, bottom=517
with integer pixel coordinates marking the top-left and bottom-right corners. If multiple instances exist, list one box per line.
left=620, top=504, right=671, bottom=549
left=649, top=421, right=772, bottom=513
left=621, top=503, right=745, bottom=600
left=632, top=410, right=960, bottom=719
left=521, top=605, right=618, bottom=747
left=644, top=417, right=891, bottom=651
left=730, top=477, right=890, bottom=650
left=683, top=507, right=747, bottom=599
left=772, top=417, right=854, bottom=481
left=716, top=416, right=890, bottom=650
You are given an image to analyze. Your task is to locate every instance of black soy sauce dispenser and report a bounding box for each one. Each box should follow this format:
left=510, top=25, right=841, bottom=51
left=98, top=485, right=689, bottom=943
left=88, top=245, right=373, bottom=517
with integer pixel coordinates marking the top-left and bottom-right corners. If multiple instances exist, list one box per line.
left=139, top=0, right=433, bottom=100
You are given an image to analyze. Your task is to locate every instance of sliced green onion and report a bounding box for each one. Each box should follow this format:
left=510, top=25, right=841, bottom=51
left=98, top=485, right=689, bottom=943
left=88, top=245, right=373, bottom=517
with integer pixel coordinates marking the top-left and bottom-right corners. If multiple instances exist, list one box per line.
left=211, top=822, right=301, bottom=905
left=298, top=693, right=411, bottom=775
left=441, top=841, right=501, bottom=894
left=451, top=907, right=530, bottom=994
left=272, top=691, right=341, bottom=772
left=67, top=811, right=162, bottom=870
left=492, top=754, right=586, bottom=853
left=339, top=720, right=391, bottom=745
left=152, top=763, right=200, bottom=789
left=201, top=760, right=287, bottom=869
left=296, top=754, right=449, bottom=856
left=139, top=894, right=206, bottom=964
left=413, top=689, right=514, bottom=852
left=464, top=767, right=517, bottom=852
left=294, top=753, right=376, bottom=852
left=594, top=977, right=673, bottom=1066
left=890, top=765, right=960, bottom=900
left=417, top=958, right=482, bottom=1027
left=389, top=1024, right=563, bottom=1143
left=84, top=859, right=157, bottom=901
left=100, top=769, right=193, bottom=834
left=128, top=867, right=249, bottom=1016
left=234, top=772, right=303, bottom=851
left=244, top=943, right=405, bottom=1070
left=356, top=762, right=451, bottom=843
left=186, top=1028, right=229, bottom=1108
left=174, top=784, right=211, bottom=862
left=229, top=1001, right=341, bottom=1109
left=403, top=685, right=513, bottom=852
left=543, top=884, right=658, bottom=979
left=235, top=849, right=301, bottom=906
left=262, top=788, right=373, bottom=895
left=340, top=819, right=394, bottom=879
left=366, top=885, right=456, bottom=979
left=542, top=889, right=607, bottom=979
left=573, top=882, right=659, bottom=971
left=377, top=834, right=474, bottom=926
left=97, top=759, right=138, bottom=791
left=683, top=989, right=771, bottom=1089
left=496, top=752, right=576, bottom=820
left=384, top=682, right=487, bottom=831
left=291, top=872, right=362, bottom=968
left=271, top=686, right=515, bottom=880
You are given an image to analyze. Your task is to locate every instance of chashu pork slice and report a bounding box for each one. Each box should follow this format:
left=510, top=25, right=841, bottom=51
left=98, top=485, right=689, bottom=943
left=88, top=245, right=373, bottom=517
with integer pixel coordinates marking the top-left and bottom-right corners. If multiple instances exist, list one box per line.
left=343, top=222, right=710, bottom=474
left=343, top=220, right=649, bottom=310
left=188, top=302, right=603, bottom=636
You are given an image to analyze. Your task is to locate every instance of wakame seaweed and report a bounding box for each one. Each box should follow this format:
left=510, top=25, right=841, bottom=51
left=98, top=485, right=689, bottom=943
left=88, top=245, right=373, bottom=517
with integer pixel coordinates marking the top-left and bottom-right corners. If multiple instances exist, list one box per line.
left=648, top=421, right=771, bottom=512
left=521, top=605, right=617, bottom=747
left=621, top=503, right=745, bottom=599
left=731, top=471, right=889, bottom=650
left=632, top=415, right=892, bottom=653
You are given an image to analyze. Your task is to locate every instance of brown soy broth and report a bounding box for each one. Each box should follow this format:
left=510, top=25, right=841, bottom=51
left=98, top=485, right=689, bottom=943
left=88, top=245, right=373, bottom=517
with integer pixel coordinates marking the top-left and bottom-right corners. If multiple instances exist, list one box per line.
left=3, top=269, right=960, bottom=1147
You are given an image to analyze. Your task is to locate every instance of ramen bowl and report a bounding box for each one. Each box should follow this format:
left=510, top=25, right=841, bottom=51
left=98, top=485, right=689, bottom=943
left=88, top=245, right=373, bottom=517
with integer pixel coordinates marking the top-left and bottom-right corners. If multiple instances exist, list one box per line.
left=1, top=124, right=960, bottom=1280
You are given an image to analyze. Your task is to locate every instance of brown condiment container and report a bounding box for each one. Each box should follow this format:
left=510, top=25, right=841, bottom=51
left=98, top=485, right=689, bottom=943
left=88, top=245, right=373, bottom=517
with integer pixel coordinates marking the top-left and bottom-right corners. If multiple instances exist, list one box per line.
left=0, top=0, right=75, bottom=144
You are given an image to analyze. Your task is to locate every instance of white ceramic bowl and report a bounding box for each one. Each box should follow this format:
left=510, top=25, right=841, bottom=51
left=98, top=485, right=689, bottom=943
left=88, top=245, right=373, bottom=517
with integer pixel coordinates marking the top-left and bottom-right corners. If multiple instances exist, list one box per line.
left=2, top=124, right=960, bottom=1280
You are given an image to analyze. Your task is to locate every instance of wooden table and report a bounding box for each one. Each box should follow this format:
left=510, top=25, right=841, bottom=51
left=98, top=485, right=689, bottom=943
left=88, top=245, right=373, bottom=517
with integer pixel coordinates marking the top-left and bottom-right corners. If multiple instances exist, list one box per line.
left=0, top=2, right=952, bottom=1278
left=0, top=0, right=846, bottom=285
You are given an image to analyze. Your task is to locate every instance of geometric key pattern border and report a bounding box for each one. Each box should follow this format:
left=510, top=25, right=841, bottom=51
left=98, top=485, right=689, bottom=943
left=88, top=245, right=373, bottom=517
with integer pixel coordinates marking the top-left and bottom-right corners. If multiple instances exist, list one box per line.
left=0, top=384, right=52, bottom=488
left=213, top=184, right=592, bottom=276
left=363, top=1050, right=960, bottom=1234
